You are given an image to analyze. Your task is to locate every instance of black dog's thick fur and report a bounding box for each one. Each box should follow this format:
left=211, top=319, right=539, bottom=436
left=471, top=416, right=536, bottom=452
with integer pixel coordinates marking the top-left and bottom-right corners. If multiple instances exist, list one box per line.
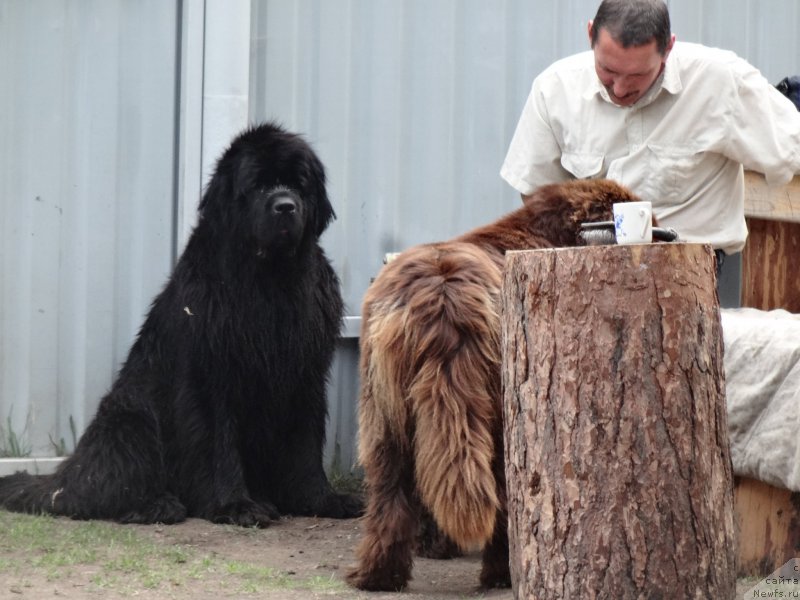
left=0, top=123, right=363, bottom=526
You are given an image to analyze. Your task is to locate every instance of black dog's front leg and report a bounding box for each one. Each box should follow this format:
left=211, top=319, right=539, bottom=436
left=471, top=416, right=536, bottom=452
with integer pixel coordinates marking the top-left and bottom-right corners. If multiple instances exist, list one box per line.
left=276, top=437, right=364, bottom=519
left=205, top=400, right=280, bottom=527
left=263, top=386, right=363, bottom=518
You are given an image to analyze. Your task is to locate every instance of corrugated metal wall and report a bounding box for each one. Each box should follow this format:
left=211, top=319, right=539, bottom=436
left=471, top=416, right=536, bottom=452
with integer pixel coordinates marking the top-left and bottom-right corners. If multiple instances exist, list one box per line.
left=2, top=0, right=799, bottom=472
left=0, top=0, right=179, bottom=457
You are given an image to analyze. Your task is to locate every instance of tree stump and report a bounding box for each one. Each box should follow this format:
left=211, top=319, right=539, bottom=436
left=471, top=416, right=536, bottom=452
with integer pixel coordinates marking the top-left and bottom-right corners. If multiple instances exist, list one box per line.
left=501, top=243, right=736, bottom=599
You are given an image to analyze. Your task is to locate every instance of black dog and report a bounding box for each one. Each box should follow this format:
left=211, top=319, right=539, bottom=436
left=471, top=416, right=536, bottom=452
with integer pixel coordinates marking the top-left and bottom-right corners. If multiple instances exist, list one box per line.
left=0, top=123, right=363, bottom=526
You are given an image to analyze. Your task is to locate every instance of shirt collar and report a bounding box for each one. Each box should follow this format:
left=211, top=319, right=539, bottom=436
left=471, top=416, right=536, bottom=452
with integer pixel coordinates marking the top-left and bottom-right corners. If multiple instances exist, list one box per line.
left=660, top=50, right=683, bottom=95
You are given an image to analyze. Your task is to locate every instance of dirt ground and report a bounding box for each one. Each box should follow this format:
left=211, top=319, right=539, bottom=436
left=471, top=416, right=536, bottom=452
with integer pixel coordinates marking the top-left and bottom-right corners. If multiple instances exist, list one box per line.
left=0, top=515, right=513, bottom=600
left=0, top=513, right=758, bottom=599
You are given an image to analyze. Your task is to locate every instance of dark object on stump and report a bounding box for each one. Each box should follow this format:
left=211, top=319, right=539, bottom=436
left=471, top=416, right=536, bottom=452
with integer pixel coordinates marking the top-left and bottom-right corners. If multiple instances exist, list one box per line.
left=501, top=243, right=736, bottom=599
left=578, top=220, right=679, bottom=246
left=776, top=75, right=800, bottom=110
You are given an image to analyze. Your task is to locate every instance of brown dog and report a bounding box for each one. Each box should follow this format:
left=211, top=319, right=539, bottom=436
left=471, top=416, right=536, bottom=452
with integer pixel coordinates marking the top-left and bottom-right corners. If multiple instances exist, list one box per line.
left=347, top=179, right=642, bottom=591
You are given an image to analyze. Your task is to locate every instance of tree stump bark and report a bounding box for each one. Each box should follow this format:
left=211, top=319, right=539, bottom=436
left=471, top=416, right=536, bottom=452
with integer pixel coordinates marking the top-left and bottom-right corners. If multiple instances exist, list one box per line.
left=501, top=243, right=736, bottom=599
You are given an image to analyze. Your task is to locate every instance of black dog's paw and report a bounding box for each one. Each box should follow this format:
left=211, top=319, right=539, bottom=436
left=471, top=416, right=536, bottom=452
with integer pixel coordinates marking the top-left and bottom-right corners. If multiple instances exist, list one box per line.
left=118, top=493, right=188, bottom=525
left=212, top=499, right=280, bottom=528
left=314, top=492, right=364, bottom=519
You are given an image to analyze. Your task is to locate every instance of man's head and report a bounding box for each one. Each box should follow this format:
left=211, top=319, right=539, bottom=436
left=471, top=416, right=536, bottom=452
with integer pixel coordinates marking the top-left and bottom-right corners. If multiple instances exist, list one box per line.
left=588, top=0, right=675, bottom=107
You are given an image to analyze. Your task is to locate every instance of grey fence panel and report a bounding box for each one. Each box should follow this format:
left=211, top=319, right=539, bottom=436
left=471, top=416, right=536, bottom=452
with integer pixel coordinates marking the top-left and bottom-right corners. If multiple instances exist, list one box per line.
left=669, top=0, right=799, bottom=83
left=0, top=0, right=179, bottom=456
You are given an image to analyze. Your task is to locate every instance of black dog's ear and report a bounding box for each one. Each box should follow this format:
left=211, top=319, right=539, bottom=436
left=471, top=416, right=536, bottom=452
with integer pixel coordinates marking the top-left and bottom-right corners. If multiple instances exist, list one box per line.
left=233, top=153, right=260, bottom=200
left=198, top=133, right=246, bottom=224
left=307, top=153, right=336, bottom=236
left=198, top=161, right=233, bottom=223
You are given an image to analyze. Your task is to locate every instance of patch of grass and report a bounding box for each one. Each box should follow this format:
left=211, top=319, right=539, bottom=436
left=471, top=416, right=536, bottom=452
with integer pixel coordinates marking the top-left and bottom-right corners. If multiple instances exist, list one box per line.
left=0, top=410, right=32, bottom=458
left=0, top=512, right=196, bottom=591
left=49, top=415, right=78, bottom=457
left=0, top=511, right=347, bottom=596
left=301, top=573, right=347, bottom=591
left=328, top=469, right=365, bottom=496
left=224, top=560, right=347, bottom=594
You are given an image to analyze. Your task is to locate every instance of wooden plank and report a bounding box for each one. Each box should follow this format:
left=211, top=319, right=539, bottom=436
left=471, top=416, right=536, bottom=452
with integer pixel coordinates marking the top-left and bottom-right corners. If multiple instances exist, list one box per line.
left=734, top=477, right=800, bottom=577
left=744, top=171, right=800, bottom=224
left=741, top=217, right=800, bottom=312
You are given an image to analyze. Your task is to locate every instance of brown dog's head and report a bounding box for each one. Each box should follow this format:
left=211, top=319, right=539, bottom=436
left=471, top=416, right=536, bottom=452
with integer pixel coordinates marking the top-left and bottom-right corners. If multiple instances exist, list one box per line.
left=465, top=179, right=646, bottom=252
left=527, top=178, right=642, bottom=226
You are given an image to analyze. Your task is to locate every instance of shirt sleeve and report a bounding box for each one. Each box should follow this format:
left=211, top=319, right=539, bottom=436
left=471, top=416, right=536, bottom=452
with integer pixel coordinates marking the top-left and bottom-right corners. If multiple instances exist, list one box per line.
left=721, top=59, right=800, bottom=186
left=500, top=79, right=571, bottom=196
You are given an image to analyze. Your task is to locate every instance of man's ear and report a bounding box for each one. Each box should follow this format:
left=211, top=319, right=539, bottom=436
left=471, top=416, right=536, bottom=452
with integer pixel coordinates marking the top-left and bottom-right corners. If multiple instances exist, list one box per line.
left=664, top=33, right=676, bottom=57
left=587, top=20, right=594, bottom=47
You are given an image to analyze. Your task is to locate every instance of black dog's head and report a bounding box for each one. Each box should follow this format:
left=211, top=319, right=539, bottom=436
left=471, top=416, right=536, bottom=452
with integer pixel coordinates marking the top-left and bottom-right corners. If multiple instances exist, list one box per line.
left=248, top=185, right=307, bottom=258
left=198, top=122, right=335, bottom=259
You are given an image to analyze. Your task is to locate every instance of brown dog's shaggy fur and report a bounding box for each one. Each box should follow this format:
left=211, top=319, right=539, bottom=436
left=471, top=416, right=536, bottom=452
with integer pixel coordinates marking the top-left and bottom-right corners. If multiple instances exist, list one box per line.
left=346, top=179, right=642, bottom=591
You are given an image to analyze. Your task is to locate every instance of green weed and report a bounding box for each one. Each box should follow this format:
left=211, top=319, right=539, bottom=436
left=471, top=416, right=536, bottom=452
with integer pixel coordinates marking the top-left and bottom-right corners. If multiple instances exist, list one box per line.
left=0, top=410, right=32, bottom=458
left=48, top=414, right=78, bottom=456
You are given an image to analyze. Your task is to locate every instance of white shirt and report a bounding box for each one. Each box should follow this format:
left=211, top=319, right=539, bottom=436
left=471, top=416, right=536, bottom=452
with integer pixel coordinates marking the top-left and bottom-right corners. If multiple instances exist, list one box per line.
left=500, top=41, right=800, bottom=254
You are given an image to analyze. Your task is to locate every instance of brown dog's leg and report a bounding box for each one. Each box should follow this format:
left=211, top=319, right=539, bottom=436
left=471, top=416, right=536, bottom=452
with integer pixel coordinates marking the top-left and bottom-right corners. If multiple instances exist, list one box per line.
left=479, top=507, right=511, bottom=588
left=480, top=428, right=511, bottom=589
left=346, top=438, right=418, bottom=591
left=416, top=508, right=462, bottom=559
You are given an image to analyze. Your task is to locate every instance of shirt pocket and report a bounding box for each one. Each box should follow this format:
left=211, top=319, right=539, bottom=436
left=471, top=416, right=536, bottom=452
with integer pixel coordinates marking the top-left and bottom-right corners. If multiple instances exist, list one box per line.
left=560, top=152, right=604, bottom=179
left=644, top=144, right=703, bottom=205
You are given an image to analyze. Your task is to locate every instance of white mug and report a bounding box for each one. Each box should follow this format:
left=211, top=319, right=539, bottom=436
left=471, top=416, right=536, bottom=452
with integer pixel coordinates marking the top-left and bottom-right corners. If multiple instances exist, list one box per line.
left=613, top=201, right=653, bottom=245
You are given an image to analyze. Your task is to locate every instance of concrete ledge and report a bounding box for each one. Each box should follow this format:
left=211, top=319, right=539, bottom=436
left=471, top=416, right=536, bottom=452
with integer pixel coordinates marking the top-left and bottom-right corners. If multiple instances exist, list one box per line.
left=0, top=457, right=64, bottom=477
left=341, top=316, right=361, bottom=339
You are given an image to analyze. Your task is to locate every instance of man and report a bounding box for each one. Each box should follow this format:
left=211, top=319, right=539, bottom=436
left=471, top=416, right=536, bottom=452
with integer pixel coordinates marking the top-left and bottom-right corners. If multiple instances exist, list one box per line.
left=500, top=0, right=800, bottom=269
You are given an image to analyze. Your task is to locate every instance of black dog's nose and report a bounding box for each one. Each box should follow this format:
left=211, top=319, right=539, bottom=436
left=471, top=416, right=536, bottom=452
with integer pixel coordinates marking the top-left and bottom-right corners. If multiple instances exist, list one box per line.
left=271, top=196, right=297, bottom=215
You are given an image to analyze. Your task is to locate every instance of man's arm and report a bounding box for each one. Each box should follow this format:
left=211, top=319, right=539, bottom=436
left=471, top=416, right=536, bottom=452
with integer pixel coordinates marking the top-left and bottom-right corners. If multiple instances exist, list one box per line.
left=720, top=61, right=800, bottom=185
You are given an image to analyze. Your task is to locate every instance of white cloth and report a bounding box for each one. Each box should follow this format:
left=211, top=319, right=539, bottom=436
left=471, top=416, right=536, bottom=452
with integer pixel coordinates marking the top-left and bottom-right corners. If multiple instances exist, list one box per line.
left=722, top=308, right=800, bottom=491
left=501, top=42, right=800, bottom=255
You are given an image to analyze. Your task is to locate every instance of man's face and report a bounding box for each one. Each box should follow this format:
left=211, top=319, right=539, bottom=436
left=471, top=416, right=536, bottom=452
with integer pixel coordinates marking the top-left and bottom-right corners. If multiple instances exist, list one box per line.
left=589, top=24, right=674, bottom=107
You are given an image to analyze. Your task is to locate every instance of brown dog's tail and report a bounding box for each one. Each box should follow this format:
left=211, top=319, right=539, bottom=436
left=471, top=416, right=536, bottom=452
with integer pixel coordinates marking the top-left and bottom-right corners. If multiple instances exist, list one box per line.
left=361, top=242, right=503, bottom=549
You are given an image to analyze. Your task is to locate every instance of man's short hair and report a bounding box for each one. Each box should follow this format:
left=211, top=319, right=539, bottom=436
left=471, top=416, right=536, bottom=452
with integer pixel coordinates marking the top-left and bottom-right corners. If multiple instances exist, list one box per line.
left=591, top=0, right=671, bottom=55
